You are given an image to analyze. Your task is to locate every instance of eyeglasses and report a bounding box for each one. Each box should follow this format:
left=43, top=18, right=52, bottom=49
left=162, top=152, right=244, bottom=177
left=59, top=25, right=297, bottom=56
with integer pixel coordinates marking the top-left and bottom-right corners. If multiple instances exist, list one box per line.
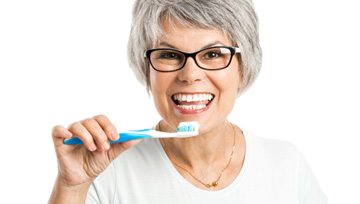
left=144, top=46, right=241, bottom=72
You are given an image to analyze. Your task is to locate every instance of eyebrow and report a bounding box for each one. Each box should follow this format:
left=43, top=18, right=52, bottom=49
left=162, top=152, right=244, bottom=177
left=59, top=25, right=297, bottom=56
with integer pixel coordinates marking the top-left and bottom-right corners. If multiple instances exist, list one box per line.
left=158, top=41, right=225, bottom=50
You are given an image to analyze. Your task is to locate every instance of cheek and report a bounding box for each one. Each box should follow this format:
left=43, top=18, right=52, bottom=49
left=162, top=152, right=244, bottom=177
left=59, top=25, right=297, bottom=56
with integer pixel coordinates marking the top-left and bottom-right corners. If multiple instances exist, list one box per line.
left=149, top=72, right=166, bottom=114
left=214, top=67, right=241, bottom=93
left=149, top=70, right=164, bottom=94
left=149, top=70, right=174, bottom=104
left=219, top=68, right=240, bottom=113
left=229, top=64, right=242, bottom=91
left=149, top=71, right=178, bottom=120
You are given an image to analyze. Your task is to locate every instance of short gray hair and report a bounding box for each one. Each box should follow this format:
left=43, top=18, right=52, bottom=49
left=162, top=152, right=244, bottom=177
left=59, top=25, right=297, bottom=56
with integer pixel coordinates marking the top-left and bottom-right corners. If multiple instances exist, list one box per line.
left=127, top=0, right=262, bottom=93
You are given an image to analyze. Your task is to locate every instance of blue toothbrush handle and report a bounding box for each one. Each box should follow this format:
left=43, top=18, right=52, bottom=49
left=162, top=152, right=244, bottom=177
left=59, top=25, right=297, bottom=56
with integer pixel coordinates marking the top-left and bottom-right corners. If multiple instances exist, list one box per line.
left=110, top=133, right=151, bottom=144
left=63, top=132, right=151, bottom=145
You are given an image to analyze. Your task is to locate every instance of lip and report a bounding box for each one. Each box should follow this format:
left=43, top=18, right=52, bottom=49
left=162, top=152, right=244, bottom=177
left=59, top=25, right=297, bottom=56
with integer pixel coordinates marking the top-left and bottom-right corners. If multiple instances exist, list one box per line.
left=171, top=92, right=215, bottom=115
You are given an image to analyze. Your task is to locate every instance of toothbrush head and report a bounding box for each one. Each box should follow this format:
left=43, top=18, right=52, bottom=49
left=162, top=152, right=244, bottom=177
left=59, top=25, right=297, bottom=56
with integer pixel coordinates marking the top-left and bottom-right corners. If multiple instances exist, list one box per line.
left=175, top=121, right=200, bottom=137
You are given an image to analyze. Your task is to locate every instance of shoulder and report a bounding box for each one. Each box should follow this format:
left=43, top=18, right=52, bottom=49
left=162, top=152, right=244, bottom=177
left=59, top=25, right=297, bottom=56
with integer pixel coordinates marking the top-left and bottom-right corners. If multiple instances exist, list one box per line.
left=245, top=130, right=301, bottom=161
left=243, top=131, right=327, bottom=202
left=242, top=130, right=305, bottom=178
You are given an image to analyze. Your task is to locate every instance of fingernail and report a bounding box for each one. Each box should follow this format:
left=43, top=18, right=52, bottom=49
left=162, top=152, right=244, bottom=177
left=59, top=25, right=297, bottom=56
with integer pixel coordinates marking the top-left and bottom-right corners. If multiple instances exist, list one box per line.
left=64, top=130, right=72, bottom=138
left=112, top=131, right=119, bottom=140
left=90, top=143, right=97, bottom=152
left=103, top=141, right=110, bottom=150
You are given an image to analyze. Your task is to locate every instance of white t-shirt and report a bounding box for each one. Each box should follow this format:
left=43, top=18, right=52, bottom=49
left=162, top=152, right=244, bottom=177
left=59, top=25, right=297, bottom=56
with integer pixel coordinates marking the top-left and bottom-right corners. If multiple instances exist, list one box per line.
left=86, top=130, right=327, bottom=204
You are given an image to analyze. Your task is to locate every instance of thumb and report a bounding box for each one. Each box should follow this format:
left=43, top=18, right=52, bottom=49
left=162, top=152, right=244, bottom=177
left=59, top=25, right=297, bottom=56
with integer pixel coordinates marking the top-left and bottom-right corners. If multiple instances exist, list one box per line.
left=107, top=139, right=142, bottom=161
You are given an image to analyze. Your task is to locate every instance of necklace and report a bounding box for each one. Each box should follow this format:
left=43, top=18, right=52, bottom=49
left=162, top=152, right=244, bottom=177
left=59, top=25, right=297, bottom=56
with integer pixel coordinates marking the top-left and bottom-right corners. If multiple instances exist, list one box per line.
left=160, top=123, right=236, bottom=188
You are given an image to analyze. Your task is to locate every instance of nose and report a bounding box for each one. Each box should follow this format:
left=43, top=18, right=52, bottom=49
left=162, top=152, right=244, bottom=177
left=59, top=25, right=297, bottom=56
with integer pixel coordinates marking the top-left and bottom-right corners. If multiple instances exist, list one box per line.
left=176, top=57, right=206, bottom=84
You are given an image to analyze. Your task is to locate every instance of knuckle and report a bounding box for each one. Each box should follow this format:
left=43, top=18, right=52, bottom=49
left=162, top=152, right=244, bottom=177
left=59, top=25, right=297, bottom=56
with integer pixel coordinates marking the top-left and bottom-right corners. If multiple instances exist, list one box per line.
left=102, top=123, right=113, bottom=131
left=52, top=125, right=65, bottom=137
left=93, top=114, right=107, bottom=121
left=52, top=125, right=63, bottom=133
left=82, top=118, right=95, bottom=126
left=68, top=121, right=82, bottom=130
left=94, top=115, right=114, bottom=131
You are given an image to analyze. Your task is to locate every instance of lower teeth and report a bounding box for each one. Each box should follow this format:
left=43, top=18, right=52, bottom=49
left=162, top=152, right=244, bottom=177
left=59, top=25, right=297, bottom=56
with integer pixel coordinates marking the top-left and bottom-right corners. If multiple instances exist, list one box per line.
left=178, top=104, right=206, bottom=110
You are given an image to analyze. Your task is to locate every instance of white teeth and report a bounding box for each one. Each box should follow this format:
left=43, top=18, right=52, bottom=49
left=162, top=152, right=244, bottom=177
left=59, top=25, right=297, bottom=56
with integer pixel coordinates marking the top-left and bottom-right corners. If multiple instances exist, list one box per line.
left=186, top=95, right=193, bottom=102
left=173, top=93, right=214, bottom=102
left=178, top=104, right=207, bottom=110
left=181, top=95, right=187, bottom=102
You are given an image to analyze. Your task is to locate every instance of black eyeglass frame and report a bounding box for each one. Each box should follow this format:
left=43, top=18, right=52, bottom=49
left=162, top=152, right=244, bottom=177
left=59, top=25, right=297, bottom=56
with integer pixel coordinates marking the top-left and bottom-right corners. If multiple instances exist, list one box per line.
left=143, top=46, right=241, bottom=72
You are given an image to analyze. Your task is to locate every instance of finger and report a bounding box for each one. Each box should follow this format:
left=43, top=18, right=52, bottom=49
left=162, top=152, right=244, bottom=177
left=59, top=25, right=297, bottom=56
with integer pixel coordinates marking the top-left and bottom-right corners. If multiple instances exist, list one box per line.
left=52, top=125, right=73, bottom=146
left=68, top=122, right=97, bottom=152
left=93, top=115, right=119, bottom=141
left=82, top=118, right=110, bottom=151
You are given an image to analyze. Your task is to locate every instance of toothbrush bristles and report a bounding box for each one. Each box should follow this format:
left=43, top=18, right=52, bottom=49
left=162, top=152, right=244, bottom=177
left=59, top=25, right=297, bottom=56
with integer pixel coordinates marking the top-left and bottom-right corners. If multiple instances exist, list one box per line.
left=176, top=122, right=199, bottom=135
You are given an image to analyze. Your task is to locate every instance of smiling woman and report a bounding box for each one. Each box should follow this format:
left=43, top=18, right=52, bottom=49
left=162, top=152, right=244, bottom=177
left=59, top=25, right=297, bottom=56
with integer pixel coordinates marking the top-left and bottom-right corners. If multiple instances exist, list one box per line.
left=148, top=24, right=242, bottom=132
left=48, top=0, right=327, bottom=203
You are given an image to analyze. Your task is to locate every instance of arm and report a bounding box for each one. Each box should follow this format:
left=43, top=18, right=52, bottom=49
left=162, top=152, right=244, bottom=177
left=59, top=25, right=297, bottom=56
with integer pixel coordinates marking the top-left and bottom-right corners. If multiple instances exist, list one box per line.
left=49, top=177, right=92, bottom=204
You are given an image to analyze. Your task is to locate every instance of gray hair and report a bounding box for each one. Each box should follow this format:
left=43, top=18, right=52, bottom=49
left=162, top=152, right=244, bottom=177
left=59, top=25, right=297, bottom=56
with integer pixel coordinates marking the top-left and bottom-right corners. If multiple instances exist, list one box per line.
left=127, top=0, right=262, bottom=94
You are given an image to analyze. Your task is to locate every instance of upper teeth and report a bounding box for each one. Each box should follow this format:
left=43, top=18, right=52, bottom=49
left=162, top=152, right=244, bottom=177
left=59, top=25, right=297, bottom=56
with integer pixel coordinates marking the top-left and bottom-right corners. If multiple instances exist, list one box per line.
left=173, top=93, right=214, bottom=102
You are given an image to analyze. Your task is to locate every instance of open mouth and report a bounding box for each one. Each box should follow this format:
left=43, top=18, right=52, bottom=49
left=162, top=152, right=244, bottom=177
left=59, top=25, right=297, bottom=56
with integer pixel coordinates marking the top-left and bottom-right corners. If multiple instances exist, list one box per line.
left=171, top=93, right=215, bottom=111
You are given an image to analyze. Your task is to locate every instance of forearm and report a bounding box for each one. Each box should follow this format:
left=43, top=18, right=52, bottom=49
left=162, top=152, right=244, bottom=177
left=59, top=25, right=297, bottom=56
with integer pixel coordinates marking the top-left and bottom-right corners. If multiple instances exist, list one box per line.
left=48, top=177, right=92, bottom=204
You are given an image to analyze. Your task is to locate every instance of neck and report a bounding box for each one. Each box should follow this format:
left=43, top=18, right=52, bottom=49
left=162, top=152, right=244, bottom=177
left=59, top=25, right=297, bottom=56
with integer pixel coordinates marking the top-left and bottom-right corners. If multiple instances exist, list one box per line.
left=160, top=121, right=235, bottom=168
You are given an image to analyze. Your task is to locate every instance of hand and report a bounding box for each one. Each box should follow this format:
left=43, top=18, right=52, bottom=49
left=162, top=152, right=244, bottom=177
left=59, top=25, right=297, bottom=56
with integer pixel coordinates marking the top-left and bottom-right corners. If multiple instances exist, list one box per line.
left=52, top=115, right=140, bottom=187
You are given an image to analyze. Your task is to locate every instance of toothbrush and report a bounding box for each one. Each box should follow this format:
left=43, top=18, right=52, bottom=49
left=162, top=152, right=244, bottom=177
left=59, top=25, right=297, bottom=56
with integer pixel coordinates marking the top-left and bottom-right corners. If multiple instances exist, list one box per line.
left=63, top=121, right=199, bottom=145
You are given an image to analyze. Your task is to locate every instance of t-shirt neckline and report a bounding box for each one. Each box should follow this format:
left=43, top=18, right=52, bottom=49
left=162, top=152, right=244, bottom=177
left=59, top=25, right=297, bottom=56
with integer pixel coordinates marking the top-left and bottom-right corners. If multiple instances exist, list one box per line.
left=155, top=128, right=252, bottom=197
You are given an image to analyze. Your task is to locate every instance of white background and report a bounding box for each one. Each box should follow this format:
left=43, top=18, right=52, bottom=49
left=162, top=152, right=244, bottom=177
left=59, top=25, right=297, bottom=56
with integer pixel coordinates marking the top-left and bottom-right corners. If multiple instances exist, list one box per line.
left=0, top=0, right=359, bottom=203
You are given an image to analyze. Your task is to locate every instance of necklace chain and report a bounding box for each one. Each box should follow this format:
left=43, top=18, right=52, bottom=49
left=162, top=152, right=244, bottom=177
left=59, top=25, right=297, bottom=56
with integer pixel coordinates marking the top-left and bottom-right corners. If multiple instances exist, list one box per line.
left=161, top=123, right=236, bottom=188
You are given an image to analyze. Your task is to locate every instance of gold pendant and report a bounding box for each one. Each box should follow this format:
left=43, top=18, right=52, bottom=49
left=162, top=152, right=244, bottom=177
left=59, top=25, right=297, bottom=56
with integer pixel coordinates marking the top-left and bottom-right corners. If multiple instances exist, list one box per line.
left=205, top=183, right=212, bottom=188
left=205, top=181, right=218, bottom=188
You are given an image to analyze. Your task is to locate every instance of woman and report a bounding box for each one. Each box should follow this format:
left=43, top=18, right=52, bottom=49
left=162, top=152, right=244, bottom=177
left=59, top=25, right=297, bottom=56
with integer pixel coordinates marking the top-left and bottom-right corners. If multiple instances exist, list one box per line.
left=49, top=0, right=326, bottom=203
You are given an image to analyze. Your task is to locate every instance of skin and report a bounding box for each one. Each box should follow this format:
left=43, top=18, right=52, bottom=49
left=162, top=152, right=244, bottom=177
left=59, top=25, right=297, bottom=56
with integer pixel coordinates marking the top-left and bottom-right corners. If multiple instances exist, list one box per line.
left=49, top=20, right=246, bottom=203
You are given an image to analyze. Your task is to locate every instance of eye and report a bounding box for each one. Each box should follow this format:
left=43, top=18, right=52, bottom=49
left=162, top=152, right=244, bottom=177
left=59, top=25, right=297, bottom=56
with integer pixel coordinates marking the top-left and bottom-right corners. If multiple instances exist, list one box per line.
left=158, top=51, right=181, bottom=60
left=202, top=49, right=224, bottom=60
left=205, top=51, right=220, bottom=58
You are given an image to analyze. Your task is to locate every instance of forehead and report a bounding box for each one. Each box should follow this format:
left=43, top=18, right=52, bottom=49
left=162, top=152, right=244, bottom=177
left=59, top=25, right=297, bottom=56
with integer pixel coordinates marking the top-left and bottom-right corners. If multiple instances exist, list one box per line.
left=156, top=19, right=233, bottom=51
